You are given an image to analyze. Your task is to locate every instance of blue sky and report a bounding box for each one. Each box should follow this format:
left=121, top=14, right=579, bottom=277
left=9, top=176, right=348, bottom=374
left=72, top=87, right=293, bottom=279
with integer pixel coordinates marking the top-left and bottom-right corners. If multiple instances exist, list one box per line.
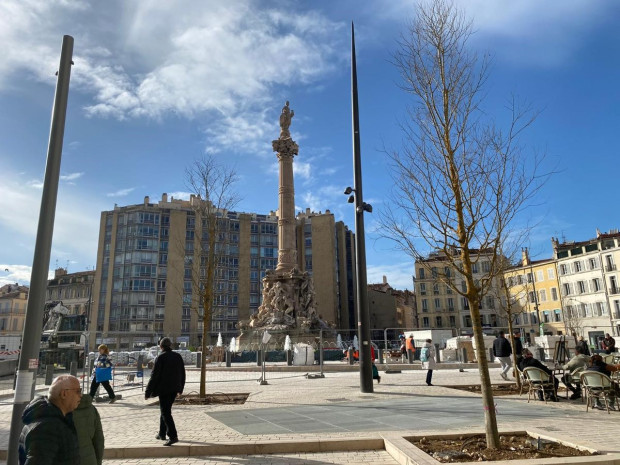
left=1, top=0, right=619, bottom=290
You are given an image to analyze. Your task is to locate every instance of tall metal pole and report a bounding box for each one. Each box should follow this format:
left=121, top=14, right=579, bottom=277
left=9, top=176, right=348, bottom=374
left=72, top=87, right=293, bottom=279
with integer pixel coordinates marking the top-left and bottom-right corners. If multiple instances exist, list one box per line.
left=351, top=23, right=373, bottom=393
left=7, top=35, right=74, bottom=464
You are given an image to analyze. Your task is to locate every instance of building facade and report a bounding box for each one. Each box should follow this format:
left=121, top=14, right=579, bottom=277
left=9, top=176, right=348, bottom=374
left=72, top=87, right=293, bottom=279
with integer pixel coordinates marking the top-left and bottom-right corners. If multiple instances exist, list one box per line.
left=45, top=268, right=96, bottom=317
left=90, top=195, right=355, bottom=349
left=414, top=248, right=506, bottom=334
left=503, top=249, right=562, bottom=343
left=0, top=284, right=29, bottom=335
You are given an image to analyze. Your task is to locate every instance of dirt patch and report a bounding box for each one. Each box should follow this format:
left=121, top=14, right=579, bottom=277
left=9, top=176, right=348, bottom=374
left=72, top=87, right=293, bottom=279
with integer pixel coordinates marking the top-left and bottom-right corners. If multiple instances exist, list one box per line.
left=449, top=384, right=524, bottom=396
left=410, top=433, right=596, bottom=463
left=150, top=393, right=249, bottom=405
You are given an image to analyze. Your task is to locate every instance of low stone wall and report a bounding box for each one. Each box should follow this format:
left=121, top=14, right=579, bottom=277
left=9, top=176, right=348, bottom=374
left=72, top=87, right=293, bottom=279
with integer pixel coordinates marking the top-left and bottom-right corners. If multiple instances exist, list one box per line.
left=0, top=359, right=17, bottom=377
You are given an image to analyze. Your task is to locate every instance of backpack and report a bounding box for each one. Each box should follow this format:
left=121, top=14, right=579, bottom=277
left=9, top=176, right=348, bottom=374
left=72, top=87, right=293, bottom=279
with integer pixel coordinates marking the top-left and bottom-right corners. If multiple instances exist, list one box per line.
left=420, top=347, right=429, bottom=362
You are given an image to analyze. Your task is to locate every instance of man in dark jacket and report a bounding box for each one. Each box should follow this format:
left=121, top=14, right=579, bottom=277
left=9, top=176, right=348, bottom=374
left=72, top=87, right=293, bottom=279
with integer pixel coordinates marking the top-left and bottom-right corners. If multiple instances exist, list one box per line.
left=19, top=374, right=82, bottom=464
left=519, top=348, right=560, bottom=401
left=576, top=335, right=590, bottom=356
left=493, top=331, right=512, bottom=380
left=145, top=337, right=186, bottom=446
left=603, top=333, right=616, bottom=354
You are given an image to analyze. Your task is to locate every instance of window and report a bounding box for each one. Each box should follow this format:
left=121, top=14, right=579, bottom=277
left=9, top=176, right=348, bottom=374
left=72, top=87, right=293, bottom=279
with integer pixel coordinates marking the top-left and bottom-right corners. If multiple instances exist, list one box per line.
left=577, top=281, right=586, bottom=294
left=537, top=270, right=544, bottom=282
left=559, top=264, right=568, bottom=276
left=543, top=311, right=550, bottom=323
left=447, top=298, right=454, bottom=311
left=422, top=317, right=430, bottom=328
left=433, top=284, right=439, bottom=295
left=528, top=291, right=536, bottom=303
left=418, top=268, right=425, bottom=279
left=486, top=296, right=495, bottom=309
left=436, top=316, right=442, bottom=327
left=419, top=283, right=426, bottom=295
left=471, top=263, right=478, bottom=273
left=434, top=298, right=441, bottom=309
left=527, top=273, right=534, bottom=283
left=588, top=257, right=598, bottom=270
left=522, top=313, right=529, bottom=324
left=421, top=299, right=428, bottom=312
left=547, top=268, right=555, bottom=279
left=464, top=315, right=472, bottom=327
left=551, top=287, right=558, bottom=301
left=539, top=289, right=547, bottom=302
left=462, top=297, right=469, bottom=310
left=573, top=261, right=582, bottom=273
left=449, top=316, right=456, bottom=327
left=530, top=312, right=538, bottom=324
left=592, top=278, right=601, bottom=292
left=553, top=310, right=561, bottom=322
left=562, top=283, right=571, bottom=296
left=482, top=262, right=490, bottom=273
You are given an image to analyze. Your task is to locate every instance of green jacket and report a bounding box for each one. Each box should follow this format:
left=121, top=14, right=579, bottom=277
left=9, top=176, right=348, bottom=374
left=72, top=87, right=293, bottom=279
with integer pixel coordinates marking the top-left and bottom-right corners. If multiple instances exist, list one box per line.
left=73, top=394, right=104, bottom=465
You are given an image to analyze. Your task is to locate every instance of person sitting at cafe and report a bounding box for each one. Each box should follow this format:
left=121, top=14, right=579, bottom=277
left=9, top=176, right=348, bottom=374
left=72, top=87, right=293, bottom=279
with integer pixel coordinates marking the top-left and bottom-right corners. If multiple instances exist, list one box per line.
left=585, top=354, right=619, bottom=409
left=561, top=346, right=590, bottom=400
left=519, top=348, right=560, bottom=401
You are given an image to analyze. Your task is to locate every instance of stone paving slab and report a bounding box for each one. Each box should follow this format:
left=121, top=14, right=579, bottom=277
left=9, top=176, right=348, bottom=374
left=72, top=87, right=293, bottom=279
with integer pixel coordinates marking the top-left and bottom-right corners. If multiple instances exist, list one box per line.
left=1, top=366, right=619, bottom=464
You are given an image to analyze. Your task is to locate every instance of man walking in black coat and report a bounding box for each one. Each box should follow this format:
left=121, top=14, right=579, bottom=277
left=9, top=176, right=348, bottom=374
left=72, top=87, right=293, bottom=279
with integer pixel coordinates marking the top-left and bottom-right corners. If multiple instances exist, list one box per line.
left=145, top=337, right=186, bottom=446
left=493, top=331, right=512, bottom=380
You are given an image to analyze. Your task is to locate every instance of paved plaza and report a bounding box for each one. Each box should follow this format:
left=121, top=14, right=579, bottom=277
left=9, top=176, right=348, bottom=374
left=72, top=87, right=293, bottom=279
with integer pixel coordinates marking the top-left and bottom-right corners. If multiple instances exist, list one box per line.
left=1, top=363, right=620, bottom=464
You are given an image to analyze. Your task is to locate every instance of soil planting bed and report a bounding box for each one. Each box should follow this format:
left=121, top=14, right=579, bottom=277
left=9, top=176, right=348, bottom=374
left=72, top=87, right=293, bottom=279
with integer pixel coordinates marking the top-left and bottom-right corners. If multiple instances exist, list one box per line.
left=150, top=393, right=249, bottom=405
left=410, top=433, right=596, bottom=463
left=448, top=383, right=568, bottom=397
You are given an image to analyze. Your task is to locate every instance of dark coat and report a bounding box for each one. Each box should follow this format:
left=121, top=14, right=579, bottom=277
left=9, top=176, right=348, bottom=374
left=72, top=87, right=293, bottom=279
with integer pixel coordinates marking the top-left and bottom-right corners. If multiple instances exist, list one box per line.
left=493, top=336, right=512, bottom=358
left=514, top=337, right=523, bottom=356
left=576, top=340, right=590, bottom=356
left=19, top=397, right=80, bottom=465
left=73, top=393, right=104, bottom=465
left=145, top=349, right=186, bottom=398
left=518, top=356, right=552, bottom=376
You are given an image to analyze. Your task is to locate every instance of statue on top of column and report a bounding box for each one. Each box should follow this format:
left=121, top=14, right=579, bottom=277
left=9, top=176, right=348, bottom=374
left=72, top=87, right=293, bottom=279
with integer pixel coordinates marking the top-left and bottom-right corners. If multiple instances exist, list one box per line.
left=279, top=101, right=294, bottom=139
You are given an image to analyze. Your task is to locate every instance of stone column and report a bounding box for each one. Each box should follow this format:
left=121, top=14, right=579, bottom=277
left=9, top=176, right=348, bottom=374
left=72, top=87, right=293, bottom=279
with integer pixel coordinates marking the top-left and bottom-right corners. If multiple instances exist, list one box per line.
left=272, top=137, right=298, bottom=272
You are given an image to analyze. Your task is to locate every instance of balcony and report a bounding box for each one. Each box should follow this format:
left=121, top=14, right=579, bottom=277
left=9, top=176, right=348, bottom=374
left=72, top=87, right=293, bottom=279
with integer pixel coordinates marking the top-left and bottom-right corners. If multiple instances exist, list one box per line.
left=606, top=264, right=617, bottom=272
left=610, top=287, right=620, bottom=295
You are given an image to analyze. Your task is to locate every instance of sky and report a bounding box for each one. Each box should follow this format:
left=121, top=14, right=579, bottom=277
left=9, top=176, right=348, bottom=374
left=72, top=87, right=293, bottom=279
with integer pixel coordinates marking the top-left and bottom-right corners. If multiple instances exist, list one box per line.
left=1, top=0, right=619, bottom=290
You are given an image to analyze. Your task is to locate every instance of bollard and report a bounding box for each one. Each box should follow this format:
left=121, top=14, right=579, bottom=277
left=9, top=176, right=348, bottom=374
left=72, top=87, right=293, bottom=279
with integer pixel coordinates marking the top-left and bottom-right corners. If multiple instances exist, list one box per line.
left=378, top=348, right=383, bottom=364
left=257, top=350, right=262, bottom=366
left=70, top=361, right=78, bottom=377
left=45, top=365, right=54, bottom=385
left=286, top=349, right=293, bottom=366
left=489, top=348, right=495, bottom=363
left=348, top=347, right=354, bottom=365
left=195, top=351, right=202, bottom=368
left=461, top=347, right=468, bottom=363
left=137, top=355, right=144, bottom=376
left=434, top=344, right=441, bottom=363
left=225, top=350, right=231, bottom=368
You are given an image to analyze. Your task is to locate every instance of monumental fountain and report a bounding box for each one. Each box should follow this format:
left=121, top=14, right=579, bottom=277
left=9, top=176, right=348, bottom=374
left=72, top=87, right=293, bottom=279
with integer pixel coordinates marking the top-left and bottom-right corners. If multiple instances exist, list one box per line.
left=238, top=102, right=326, bottom=333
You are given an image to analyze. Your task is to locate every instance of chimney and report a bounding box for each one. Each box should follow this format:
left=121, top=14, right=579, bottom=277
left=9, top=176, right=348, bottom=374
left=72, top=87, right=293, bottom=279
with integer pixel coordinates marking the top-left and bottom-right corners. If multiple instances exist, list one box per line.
left=383, top=275, right=387, bottom=284
left=144, top=196, right=150, bottom=205
left=162, top=193, right=168, bottom=203
left=521, top=248, right=530, bottom=266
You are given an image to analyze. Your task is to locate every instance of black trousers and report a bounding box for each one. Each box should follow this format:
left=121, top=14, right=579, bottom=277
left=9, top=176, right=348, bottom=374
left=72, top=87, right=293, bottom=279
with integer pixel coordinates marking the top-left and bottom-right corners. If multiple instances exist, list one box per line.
left=158, top=392, right=178, bottom=440
left=426, top=369, right=433, bottom=385
left=89, top=378, right=115, bottom=399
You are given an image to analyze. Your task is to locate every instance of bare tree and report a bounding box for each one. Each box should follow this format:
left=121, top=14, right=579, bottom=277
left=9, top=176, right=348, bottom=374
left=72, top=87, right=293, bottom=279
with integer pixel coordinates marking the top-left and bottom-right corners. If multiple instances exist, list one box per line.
left=381, top=0, right=548, bottom=448
left=186, top=157, right=240, bottom=398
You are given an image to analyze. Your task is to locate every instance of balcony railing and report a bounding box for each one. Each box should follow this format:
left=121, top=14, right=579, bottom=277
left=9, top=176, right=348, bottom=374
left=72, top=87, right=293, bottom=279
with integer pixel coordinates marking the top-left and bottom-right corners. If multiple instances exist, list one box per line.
left=606, top=264, right=617, bottom=272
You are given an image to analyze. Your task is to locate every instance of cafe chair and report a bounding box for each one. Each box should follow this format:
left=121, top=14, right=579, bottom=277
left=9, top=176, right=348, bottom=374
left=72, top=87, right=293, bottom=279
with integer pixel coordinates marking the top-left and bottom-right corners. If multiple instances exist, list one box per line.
left=523, top=367, right=557, bottom=403
left=580, top=371, right=616, bottom=414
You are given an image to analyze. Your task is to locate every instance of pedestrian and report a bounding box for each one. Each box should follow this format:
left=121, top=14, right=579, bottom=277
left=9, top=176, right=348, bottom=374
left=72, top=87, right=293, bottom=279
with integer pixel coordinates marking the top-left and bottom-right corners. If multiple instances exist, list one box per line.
left=513, top=331, right=524, bottom=375
left=406, top=334, right=416, bottom=363
left=576, top=335, right=590, bottom=356
left=89, top=344, right=117, bottom=403
left=145, top=337, right=186, bottom=446
left=602, top=333, right=616, bottom=354
left=493, top=331, right=512, bottom=380
left=399, top=335, right=407, bottom=360
left=370, top=345, right=381, bottom=383
left=420, top=339, right=436, bottom=386
left=19, top=374, right=82, bottom=464
left=73, top=390, right=104, bottom=465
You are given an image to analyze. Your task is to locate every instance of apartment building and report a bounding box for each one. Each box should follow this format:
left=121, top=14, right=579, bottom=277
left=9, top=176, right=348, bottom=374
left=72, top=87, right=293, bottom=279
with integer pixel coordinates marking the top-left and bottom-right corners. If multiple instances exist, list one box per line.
left=503, top=249, right=562, bottom=343
left=414, top=248, right=506, bottom=334
left=45, top=268, right=96, bottom=317
left=553, top=230, right=620, bottom=346
left=0, top=283, right=28, bottom=335
left=91, top=195, right=355, bottom=349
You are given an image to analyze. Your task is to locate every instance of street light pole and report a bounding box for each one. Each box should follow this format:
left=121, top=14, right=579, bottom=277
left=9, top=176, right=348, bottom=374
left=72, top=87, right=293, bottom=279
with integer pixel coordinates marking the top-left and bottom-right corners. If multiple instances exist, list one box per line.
left=7, top=35, right=74, bottom=464
left=350, top=23, right=373, bottom=393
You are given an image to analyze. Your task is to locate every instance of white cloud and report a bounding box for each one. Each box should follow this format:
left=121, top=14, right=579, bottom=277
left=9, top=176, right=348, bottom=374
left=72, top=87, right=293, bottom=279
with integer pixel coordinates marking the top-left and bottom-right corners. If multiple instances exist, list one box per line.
left=60, top=172, right=84, bottom=181
left=367, top=261, right=413, bottom=291
left=0, top=169, right=105, bottom=275
left=293, top=162, right=312, bottom=180
left=106, top=187, right=135, bottom=197
left=0, top=265, right=36, bottom=287
left=27, top=180, right=44, bottom=189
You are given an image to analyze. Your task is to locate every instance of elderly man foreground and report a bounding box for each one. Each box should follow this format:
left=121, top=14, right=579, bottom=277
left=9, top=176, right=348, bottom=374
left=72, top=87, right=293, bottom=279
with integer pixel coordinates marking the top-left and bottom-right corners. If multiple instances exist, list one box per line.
left=19, top=374, right=82, bottom=464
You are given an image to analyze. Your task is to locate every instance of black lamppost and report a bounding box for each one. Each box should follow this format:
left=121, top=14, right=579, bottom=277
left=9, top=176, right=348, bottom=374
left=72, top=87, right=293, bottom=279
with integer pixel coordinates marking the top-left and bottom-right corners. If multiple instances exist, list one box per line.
left=347, top=22, right=374, bottom=393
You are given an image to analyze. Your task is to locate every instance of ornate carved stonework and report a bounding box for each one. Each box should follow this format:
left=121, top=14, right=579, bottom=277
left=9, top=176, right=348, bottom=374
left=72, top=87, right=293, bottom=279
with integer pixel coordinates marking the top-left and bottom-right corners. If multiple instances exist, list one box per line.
left=237, top=102, right=328, bottom=333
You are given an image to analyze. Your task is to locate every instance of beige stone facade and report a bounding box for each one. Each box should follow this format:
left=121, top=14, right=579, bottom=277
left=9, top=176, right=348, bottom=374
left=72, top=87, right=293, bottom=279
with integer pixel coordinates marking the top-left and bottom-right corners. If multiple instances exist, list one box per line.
left=45, top=268, right=95, bottom=317
left=90, top=196, right=355, bottom=349
left=0, top=283, right=28, bottom=335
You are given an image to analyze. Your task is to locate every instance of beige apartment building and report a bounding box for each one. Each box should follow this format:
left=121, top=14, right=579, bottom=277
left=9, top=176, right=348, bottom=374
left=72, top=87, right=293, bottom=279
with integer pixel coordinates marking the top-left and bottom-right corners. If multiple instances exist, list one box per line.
left=45, top=268, right=96, bottom=317
left=0, top=284, right=29, bottom=335
left=503, top=249, right=563, bottom=343
left=91, top=195, right=356, bottom=349
left=414, top=248, right=506, bottom=334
